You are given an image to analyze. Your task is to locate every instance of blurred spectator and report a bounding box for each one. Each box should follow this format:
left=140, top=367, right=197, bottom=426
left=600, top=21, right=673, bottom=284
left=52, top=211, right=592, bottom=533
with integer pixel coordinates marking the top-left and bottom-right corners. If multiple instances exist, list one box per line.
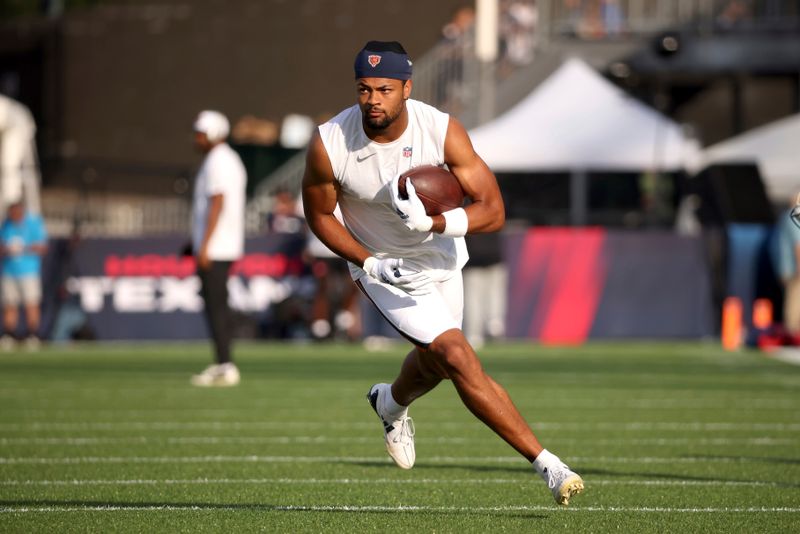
left=0, top=199, right=47, bottom=350
left=437, top=5, right=475, bottom=111
left=266, top=188, right=305, bottom=235
left=0, top=94, right=40, bottom=214
left=601, top=0, right=624, bottom=36
left=716, top=0, right=752, bottom=29
left=231, top=115, right=280, bottom=146
left=463, top=232, right=507, bottom=348
left=499, top=0, right=538, bottom=76
left=773, top=196, right=800, bottom=337
left=563, top=0, right=622, bottom=40
left=305, top=205, right=361, bottom=341
left=189, top=110, right=247, bottom=387
left=674, top=194, right=702, bottom=237
left=562, top=0, right=585, bottom=36
left=261, top=189, right=310, bottom=340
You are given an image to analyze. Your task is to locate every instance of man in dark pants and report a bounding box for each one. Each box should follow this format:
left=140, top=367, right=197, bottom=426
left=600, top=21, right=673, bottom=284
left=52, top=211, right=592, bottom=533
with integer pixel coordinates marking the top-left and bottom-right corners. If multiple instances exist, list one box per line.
left=189, top=110, right=247, bottom=387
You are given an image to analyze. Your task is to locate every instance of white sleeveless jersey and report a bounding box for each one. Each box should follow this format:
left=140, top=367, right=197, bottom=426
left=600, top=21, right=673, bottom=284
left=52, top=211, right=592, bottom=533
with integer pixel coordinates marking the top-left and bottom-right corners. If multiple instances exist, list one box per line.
left=318, top=99, right=468, bottom=281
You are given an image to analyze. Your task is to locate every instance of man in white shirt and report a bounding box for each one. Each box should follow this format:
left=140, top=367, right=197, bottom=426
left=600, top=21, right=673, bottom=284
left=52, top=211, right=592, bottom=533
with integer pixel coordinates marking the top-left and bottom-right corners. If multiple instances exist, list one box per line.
left=190, top=110, right=247, bottom=387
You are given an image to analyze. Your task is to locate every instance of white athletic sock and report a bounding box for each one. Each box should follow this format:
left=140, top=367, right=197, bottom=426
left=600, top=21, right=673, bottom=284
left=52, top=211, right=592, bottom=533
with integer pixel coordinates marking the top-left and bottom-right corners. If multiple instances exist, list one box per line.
left=532, top=449, right=559, bottom=477
left=381, top=385, right=408, bottom=421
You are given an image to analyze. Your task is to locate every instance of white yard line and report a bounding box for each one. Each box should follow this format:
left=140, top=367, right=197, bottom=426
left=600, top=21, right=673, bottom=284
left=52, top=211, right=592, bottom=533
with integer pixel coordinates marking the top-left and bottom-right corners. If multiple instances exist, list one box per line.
left=0, top=454, right=791, bottom=465
left=0, top=504, right=798, bottom=514
left=0, top=436, right=794, bottom=446
left=1, top=421, right=798, bottom=432
left=0, top=477, right=788, bottom=487
left=7, top=397, right=799, bottom=417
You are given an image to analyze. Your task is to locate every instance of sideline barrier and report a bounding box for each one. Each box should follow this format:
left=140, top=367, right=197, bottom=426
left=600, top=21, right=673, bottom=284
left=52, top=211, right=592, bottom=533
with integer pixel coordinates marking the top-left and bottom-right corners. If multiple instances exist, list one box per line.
left=41, top=229, right=716, bottom=341
left=503, top=228, right=715, bottom=342
left=42, top=234, right=308, bottom=341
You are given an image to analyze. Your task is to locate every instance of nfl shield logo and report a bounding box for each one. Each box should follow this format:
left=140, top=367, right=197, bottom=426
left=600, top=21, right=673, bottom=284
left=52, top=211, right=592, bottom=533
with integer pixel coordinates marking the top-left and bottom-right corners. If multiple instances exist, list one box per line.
left=402, top=146, right=412, bottom=158
left=368, top=55, right=382, bottom=67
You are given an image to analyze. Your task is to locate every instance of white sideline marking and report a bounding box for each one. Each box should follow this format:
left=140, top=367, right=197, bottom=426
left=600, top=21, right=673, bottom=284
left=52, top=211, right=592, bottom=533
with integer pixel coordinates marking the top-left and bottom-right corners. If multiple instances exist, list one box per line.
left=0, top=455, right=792, bottom=465
left=1, top=421, right=799, bottom=432
left=0, top=477, right=788, bottom=488
left=0, top=504, right=798, bottom=514
left=0, top=436, right=794, bottom=446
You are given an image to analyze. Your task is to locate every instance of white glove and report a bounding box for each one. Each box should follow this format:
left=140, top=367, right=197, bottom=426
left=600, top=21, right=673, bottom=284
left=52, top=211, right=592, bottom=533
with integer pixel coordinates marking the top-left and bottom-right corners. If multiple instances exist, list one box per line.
left=363, top=256, right=432, bottom=294
left=391, top=175, right=433, bottom=232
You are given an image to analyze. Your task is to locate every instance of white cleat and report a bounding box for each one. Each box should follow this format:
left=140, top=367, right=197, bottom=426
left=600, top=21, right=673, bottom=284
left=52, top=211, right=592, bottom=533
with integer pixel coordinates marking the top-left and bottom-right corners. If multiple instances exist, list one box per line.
left=190, top=363, right=240, bottom=387
left=366, top=383, right=415, bottom=469
left=534, top=450, right=584, bottom=506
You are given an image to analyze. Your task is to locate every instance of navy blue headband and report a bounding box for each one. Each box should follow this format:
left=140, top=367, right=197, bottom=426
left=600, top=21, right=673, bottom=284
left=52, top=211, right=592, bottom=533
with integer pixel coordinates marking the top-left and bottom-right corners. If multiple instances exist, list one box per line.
left=354, top=41, right=413, bottom=80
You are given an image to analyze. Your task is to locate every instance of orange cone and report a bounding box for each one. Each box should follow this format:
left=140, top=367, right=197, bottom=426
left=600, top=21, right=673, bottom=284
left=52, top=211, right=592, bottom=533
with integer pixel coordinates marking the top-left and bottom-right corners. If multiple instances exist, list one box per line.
left=721, top=297, right=743, bottom=351
left=752, top=298, right=773, bottom=330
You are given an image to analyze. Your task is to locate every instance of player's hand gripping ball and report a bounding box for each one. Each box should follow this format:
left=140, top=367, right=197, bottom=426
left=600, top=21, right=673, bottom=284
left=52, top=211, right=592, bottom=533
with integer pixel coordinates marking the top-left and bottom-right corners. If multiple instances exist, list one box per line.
left=397, top=165, right=465, bottom=216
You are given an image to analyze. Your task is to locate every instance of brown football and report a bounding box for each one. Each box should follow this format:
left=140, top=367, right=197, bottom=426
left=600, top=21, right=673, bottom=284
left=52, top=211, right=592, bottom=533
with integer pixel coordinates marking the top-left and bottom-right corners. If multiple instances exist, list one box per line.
left=397, top=165, right=465, bottom=216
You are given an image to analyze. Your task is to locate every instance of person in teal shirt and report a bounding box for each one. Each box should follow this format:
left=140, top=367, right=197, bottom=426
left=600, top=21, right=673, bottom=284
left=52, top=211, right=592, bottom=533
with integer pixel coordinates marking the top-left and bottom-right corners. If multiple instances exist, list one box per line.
left=0, top=200, right=47, bottom=349
left=774, top=195, right=800, bottom=337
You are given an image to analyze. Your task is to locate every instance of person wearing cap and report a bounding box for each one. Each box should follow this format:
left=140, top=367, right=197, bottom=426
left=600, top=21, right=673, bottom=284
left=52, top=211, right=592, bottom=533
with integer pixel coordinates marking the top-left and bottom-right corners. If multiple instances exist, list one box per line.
left=301, top=41, right=584, bottom=505
left=0, top=199, right=47, bottom=351
left=189, top=110, right=247, bottom=387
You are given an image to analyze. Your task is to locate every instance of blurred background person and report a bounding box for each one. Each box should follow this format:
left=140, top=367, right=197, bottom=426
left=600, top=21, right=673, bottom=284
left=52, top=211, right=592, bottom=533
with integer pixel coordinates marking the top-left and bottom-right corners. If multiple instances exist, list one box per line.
left=189, top=110, right=247, bottom=386
left=262, top=188, right=312, bottom=340
left=0, top=199, right=47, bottom=350
left=774, top=194, right=800, bottom=340
left=498, top=0, right=538, bottom=77
left=436, top=5, right=475, bottom=111
left=305, top=205, right=362, bottom=342
left=463, top=232, right=507, bottom=348
left=0, top=94, right=40, bottom=215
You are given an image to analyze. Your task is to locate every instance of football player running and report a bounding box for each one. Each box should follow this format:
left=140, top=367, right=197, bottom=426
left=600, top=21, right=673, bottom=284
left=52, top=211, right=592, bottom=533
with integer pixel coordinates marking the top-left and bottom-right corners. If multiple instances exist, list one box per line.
left=301, top=40, right=583, bottom=505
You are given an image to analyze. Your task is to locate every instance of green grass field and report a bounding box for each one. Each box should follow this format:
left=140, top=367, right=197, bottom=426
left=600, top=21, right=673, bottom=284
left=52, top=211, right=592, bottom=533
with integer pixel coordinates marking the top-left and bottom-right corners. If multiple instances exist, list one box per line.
left=0, top=340, right=798, bottom=532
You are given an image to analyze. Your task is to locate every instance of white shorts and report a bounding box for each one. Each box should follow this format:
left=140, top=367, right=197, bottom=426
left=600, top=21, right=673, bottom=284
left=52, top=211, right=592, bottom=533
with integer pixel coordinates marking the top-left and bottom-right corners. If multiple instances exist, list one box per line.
left=2, top=275, right=42, bottom=306
left=356, top=270, right=463, bottom=346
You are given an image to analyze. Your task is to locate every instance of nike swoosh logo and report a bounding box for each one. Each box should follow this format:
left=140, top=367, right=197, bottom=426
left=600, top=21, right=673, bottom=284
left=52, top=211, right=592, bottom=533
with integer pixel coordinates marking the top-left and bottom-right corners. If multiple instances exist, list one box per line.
left=356, top=153, right=376, bottom=163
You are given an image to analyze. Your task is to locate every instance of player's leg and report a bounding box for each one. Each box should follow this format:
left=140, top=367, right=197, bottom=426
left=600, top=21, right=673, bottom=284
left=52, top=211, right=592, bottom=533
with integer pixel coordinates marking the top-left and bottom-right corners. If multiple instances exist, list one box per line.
left=426, top=328, right=542, bottom=459
left=2, top=304, right=17, bottom=335
left=391, top=347, right=442, bottom=405
left=202, top=261, right=233, bottom=364
left=358, top=274, right=459, bottom=469
left=192, top=261, right=238, bottom=386
left=21, top=276, right=42, bottom=339
left=426, top=327, right=583, bottom=504
left=1, top=276, right=21, bottom=345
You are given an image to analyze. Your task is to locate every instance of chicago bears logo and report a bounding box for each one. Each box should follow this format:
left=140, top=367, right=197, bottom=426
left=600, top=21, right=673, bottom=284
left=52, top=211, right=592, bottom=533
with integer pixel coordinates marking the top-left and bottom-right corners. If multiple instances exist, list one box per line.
left=368, top=55, right=382, bottom=67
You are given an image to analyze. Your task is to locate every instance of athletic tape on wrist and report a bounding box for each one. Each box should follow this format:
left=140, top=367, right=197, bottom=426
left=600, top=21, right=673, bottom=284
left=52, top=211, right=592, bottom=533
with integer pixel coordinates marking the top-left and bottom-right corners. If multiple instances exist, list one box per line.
left=442, top=207, right=469, bottom=237
left=419, top=215, right=433, bottom=232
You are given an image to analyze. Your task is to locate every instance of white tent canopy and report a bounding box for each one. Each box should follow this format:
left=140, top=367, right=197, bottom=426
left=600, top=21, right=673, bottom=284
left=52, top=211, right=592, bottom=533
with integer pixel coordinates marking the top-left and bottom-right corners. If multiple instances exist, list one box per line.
left=469, top=58, right=697, bottom=172
left=700, top=113, right=800, bottom=203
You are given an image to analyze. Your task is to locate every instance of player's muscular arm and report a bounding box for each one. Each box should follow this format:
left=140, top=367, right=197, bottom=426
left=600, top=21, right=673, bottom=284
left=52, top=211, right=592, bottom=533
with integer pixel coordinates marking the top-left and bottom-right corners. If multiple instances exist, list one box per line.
left=302, top=132, right=372, bottom=267
left=439, top=117, right=505, bottom=234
